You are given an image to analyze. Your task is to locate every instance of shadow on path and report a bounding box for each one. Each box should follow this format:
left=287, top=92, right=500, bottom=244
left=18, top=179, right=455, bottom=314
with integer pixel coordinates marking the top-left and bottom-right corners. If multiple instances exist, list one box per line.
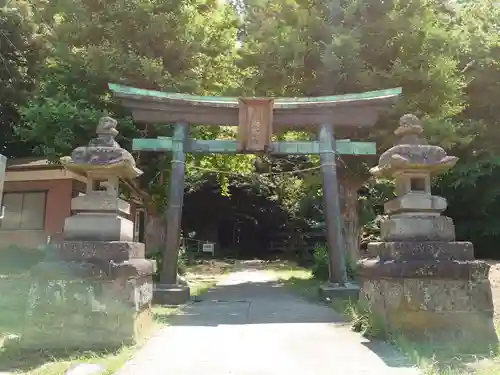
left=174, top=280, right=345, bottom=325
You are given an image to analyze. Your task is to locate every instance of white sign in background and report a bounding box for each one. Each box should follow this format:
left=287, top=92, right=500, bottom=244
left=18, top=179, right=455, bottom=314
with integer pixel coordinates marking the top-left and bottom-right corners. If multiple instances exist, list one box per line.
left=202, top=243, right=215, bottom=255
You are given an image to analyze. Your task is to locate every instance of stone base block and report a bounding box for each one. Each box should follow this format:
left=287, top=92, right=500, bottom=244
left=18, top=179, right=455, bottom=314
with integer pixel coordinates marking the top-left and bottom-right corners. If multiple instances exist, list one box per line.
left=21, top=259, right=154, bottom=350
left=359, top=277, right=497, bottom=353
left=153, top=284, right=190, bottom=305
left=357, top=258, right=490, bottom=280
left=367, top=241, right=474, bottom=262
left=384, top=194, right=447, bottom=215
left=387, top=310, right=497, bottom=350
left=52, top=241, right=145, bottom=262
left=71, top=192, right=131, bottom=215
left=63, top=213, right=134, bottom=242
left=360, top=278, right=494, bottom=314
left=380, top=215, right=455, bottom=241
left=319, top=282, right=360, bottom=302
left=20, top=305, right=152, bottom=350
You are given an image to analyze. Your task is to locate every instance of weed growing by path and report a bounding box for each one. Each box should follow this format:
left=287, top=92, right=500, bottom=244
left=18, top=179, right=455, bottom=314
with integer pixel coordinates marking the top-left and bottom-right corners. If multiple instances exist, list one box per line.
left=330, top=298, right=386, bottom=338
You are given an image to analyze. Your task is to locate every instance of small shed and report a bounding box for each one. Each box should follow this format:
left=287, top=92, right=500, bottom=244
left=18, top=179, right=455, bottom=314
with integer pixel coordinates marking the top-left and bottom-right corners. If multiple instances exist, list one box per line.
left=0, top=157, right=145, bottom=249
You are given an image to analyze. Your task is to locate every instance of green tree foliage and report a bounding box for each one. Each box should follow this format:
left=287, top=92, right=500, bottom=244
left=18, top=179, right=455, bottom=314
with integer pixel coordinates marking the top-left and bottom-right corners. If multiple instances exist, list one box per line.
left=12, top=0, right=253, bottom=207
left=238, top=0, right=500, bottom=257
left=2, top=0, right=500, bottom=258
left=16, top=0, right=242, bottom=145
left=0, top=1, right=44, bottom=156
left=429, top=0, right=500, bottom=257
left=239, top=0, right=465, bottom=116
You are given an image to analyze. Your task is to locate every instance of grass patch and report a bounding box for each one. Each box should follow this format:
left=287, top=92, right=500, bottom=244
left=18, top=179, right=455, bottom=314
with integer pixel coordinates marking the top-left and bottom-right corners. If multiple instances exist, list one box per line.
left=190, top=279, right=217, bottom=296
left=152, top=305, right=180, bottom=325
left=265, top=262, right=321, bottom=300
left=392, top=336, right=500, bottom=375
left=0, top=343, right=137, bottom=375
left=280, top=275, right=321, bottom=300
left=0, top=273, right=30, bottom=345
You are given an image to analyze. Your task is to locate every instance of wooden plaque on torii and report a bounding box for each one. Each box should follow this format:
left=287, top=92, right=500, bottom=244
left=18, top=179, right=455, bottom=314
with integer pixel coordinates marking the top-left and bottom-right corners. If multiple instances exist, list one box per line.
left=237, top=98, right=274, bottom=152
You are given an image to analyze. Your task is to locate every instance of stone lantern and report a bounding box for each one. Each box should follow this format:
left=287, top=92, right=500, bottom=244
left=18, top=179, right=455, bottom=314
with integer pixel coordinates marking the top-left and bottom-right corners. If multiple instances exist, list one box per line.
left=22, top=117, right=154, bottom=349
left=357, top=114, right=497, bottom=349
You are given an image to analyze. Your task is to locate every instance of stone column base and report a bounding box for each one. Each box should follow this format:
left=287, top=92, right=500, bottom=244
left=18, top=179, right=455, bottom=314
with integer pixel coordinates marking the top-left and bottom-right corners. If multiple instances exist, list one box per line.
left=20, top=306, right=153, bottom=350
left=153, top=284, right=191, bottom=305
left=359, top=276, right=498, bottom=353
left=387, top=309, right=497, bottom=347
left=319, top=282, right=360, bottom=302
left=21, top=242, right=154, bottom=351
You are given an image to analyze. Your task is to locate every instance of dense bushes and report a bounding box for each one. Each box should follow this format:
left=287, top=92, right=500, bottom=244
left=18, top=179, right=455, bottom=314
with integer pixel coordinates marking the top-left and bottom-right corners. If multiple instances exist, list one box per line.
left=311, top=244, right=356, bottom=281
left=146, top=245, right=193, bottom=282
left=311, top=244, right=329, bottom=280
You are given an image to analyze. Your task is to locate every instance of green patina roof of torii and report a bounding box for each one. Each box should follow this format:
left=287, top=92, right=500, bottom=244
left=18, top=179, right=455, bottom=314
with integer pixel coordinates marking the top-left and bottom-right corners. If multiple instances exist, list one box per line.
left=108, top=83, right=402, bottom=109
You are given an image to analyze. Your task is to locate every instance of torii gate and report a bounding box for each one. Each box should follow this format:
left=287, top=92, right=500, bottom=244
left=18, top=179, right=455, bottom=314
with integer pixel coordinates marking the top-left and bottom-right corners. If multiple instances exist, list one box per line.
left=109, top=83, right=401, bottom=301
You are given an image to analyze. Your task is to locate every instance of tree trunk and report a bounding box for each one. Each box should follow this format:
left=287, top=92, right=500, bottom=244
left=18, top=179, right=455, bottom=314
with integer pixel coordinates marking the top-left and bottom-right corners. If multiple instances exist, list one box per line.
left=145, top=213, right=166, bottom=255
left=339, top=173, right=365, bottom=267
left=341, top=182, right=361, bottom=266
